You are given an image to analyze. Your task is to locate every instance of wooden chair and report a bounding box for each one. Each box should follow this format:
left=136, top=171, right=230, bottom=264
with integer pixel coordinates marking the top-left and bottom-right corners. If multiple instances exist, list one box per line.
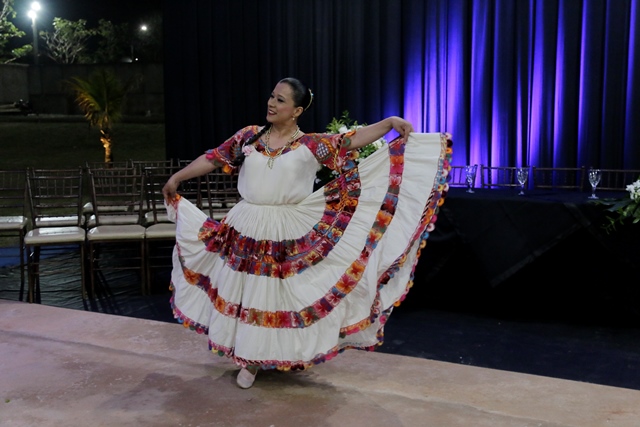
left=202, top=170, right=241, bottom=220
left=142, top=168, right=178, bottom=294
left=595, top=169, right=640, bottom=192
left=141, top=166, right=201, bottom=224
left=480, top=166, right=521, bottom=189
left=85, top=160, right=134, bottom=171
left=85, top=168, right=144, bottom=228
left=86, top=168, right=147, bottom=296
left=448, top=165, right=479, bottom=189
left=83, top=161, right=136, bottom=221
left=0, top=169, right=28, bottom=297
left=531, top=166, right=586, bottom=191
left=131, top=159, right=175, bottom=175
left=24, top=168, right=86, bottom=302
left=447, top=166, right=467, bottom=187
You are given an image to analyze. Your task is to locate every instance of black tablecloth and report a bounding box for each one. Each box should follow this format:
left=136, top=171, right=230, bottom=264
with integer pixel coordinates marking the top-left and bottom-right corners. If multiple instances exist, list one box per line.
left=409, top=187, right=640, bottom=321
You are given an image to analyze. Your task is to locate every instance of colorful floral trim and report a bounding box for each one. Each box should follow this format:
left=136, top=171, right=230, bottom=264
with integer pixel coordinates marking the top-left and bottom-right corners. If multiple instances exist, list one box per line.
left=196, top=132, right=398, bottom=281
left=205, top=126, right=261, bottom=174
left=175, top=137, right=408, bottom=330
left=339, top=133, right=451, bottom=337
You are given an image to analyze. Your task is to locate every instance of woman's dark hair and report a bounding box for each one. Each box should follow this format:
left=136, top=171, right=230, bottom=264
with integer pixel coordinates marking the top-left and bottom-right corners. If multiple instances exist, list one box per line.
left=231, top=78, right=313, bottom=167
left=231, top=123, right=272, bottom=166
left=279, top=77, right=314, bottom=112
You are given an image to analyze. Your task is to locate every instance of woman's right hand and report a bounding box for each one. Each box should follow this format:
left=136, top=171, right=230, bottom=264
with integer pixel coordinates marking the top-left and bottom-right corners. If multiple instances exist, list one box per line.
left=162, top=176, right=180, bottom=202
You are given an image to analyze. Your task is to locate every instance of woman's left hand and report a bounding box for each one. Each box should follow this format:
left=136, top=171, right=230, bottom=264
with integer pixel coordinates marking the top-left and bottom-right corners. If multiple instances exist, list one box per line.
left=390, top=116, right=414, bottom=139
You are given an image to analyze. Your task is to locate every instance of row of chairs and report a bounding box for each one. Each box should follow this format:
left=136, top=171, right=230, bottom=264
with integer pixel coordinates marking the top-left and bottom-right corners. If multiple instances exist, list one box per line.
left=448, top=165, right=640, bottom=191
left=0, top=161, right=240, bottom=303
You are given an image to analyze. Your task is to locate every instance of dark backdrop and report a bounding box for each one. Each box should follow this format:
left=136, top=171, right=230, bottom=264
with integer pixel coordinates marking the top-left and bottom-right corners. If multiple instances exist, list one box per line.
left=162, top=0, right=640, bottom=171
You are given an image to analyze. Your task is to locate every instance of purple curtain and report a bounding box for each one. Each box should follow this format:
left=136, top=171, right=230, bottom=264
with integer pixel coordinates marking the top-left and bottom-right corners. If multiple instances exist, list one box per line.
left=164, top=0, right=640, bottom=170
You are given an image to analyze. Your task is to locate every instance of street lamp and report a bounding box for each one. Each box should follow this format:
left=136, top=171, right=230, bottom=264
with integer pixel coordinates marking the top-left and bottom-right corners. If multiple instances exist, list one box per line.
left=130, top=24, right=148, bottom=62
left=27, top=2, right=41, bottom=65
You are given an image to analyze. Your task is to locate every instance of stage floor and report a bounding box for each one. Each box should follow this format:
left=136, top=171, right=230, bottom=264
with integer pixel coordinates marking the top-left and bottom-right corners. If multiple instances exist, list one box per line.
left=2, top=299, right=640, bottom=427
left=2, top=245, right=640, bottom=394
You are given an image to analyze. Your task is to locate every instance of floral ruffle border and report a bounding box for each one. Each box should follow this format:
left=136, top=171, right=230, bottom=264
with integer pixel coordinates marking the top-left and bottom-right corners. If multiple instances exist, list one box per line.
left=171, top=132, right=453, bottom=371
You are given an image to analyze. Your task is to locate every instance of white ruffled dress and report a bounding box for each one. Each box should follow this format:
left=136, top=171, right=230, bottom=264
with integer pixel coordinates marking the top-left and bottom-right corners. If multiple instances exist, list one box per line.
left=167, top=127, right=451, bottom=371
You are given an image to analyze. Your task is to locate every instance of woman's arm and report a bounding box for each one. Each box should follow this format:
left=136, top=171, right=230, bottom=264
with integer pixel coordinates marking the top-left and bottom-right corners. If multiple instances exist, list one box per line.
left=347, top=116, right=414, bottom=150
left=162, top=154, right=219, bottom=201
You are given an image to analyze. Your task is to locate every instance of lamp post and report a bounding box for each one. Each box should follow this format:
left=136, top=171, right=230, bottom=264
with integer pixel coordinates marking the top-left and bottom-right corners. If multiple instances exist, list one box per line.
left=27, top=2, right=41, bottom=65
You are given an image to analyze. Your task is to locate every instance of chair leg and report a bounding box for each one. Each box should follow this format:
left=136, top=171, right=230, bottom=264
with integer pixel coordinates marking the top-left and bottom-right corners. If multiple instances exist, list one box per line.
left=27, top=246, right=40, bottom=304
left=19, top=230, right=25, bottom=300
left=144, top=241, right=151, bottom=296
left=26, top=246, right=33, bottom=304
left=140, top=240, right=147, bottom=296
left=80, top=242, right=87, bottom=299
left=89, top=242, right=97, bottom=298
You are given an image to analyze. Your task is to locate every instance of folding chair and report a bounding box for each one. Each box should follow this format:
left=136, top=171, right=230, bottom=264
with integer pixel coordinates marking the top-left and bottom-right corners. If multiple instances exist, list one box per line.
left=24, top=168, right=86, bottom=302
left=86, top=168, right=147, bottom=296
left=0, top=169, right=28, bottom=298
left=531, top=166, right=586, bottom=191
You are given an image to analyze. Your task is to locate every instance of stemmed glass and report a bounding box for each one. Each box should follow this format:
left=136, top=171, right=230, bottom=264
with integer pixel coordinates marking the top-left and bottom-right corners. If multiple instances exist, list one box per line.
left=516, top=167, right=528, bottom=196
left=464, top=165, right=477, bottom=193
left=588, top=168, right=602, bottom=199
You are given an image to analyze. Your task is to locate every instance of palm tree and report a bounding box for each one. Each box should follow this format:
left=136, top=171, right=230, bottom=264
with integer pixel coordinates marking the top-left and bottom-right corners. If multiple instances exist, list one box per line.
left=67, top=69, right=139, bottom=164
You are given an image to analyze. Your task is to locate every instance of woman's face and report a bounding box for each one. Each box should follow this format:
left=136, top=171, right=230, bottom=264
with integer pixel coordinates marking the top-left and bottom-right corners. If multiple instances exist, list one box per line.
left=266, top=82, right=300, bottom=125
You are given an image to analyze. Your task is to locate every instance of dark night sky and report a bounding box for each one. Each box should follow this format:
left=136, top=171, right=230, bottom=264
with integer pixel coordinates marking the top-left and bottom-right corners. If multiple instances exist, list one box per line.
left=14, top=0, right=162, bottom=32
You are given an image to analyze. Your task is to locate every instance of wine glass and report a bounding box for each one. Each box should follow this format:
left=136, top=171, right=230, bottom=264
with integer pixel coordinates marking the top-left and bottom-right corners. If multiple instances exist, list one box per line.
left=464, top=165, right=477, bottom=193
left=588, top=168, right=601, bottom=199
left=516, top=167, right=528, bottom=196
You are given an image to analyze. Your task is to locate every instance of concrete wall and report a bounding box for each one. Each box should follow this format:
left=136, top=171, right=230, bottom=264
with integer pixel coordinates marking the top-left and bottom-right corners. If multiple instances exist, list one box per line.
left=0, top=63, right=164, bottom=117
left=0, top=64, right=30, bottom=105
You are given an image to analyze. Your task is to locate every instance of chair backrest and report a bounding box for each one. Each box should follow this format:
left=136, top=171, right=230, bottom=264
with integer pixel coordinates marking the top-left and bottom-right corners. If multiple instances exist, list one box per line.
left=531, top=166, right=586, bottom=191
left=0, top=169, right=27, bottom=217
left=448, top=166, right=466, bottom=187
left=202, top=170, right=241, bottom=219
left=596, top=169, right=640, bottom=192
left=143, top=166, right=199, bottom=224
left=85, top=160, right=134, bottom=172
left=144, top=165, right=201, bottom=206
left=132, top=159, right=175, bottom=175
left=27, top=168, right=84, bottom=228
left=88, top=168, right=145, bottom=227
left=480, top=166, right=520, bottom=189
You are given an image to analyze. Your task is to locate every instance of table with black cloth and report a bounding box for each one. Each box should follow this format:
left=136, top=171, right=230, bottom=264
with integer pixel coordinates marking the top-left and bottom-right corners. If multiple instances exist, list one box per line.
left=408, top=187, right=640, bottom=325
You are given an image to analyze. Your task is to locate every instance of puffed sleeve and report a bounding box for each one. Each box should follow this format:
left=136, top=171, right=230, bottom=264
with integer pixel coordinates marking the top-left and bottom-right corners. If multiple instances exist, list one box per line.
left=205, top=126, right=258, bottom=174
left=302, top=130, right=356, bottom=173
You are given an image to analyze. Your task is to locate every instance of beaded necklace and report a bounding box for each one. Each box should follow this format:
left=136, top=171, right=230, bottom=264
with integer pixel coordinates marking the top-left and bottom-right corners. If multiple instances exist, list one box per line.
left=263, top=126, right=301, bottom=169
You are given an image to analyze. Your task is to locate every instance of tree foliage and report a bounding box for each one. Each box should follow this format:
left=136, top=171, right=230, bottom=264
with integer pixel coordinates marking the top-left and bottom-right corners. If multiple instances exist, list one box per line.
left=67, top=69, right=141, bottom=162
left=93, top=19, right=130, bottom=64
left=0, top=1, right=163, bottom=65
left=0, top=0, right=30, bottom=63
left=40, top=17, right=96, bottom=64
